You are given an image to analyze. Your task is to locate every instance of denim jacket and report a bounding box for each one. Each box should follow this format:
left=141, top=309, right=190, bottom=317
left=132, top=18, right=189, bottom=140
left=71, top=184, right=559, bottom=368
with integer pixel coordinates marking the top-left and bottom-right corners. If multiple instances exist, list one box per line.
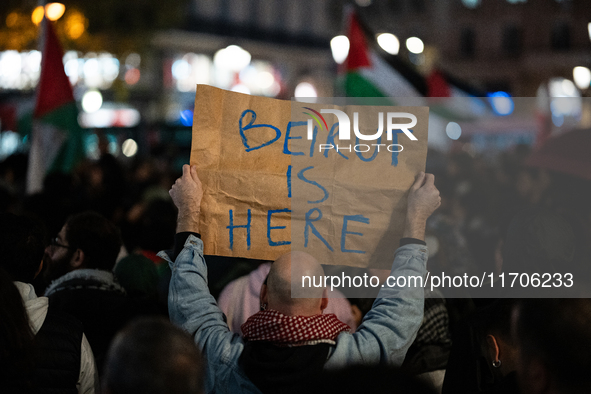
left=160, top=236, right=428, bottom=394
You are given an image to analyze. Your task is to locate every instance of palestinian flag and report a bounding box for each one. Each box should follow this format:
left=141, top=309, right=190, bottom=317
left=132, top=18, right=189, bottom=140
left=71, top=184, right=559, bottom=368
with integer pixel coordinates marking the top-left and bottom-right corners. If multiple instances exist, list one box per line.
left=27, top=19, right=85, bottom=194
left=341, top=11, right=424, bottom=100
left=341, top=11, right=488, bottom=119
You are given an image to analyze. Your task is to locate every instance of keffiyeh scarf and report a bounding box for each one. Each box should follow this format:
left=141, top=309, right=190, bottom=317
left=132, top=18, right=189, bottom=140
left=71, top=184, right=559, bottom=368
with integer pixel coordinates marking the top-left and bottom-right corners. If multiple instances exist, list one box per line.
left=241, top=309, right=350, bottom=346
left=44, top=268, right=126, bottom=296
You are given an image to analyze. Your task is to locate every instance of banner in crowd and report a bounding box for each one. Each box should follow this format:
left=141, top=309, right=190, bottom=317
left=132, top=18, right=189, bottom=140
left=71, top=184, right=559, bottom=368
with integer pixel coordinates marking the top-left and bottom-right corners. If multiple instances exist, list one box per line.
left=191, top=85, right=428, bottom=268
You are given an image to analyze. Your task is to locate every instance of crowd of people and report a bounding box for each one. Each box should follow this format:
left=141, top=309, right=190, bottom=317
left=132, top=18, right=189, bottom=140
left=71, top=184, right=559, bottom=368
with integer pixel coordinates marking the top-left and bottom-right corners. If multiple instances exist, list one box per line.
left=1, top=142, right=591, bottom=394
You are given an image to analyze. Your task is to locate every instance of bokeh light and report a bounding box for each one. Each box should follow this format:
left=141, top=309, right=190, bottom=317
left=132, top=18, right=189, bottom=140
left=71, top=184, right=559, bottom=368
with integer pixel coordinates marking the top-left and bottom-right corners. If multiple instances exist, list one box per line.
left=330, top=35, right=350, bottom=64
left=122, top=139, right=138, bottom=157
left=294, top=82, right=317, bottom=98
left=125, top=68, right=140, bottom=85
left=214, top=45, right=251, bottom=73
left=446, top=122, right=462, bottom=140
left=45, top=3, right=66, bottom=21
left=377, top=33, right=400, bottom=55
left=231, top=84, right=251, bottom=95
left=125, top=53, right=141, bottom=68
left=573, top=67, right=591, bottom=90
left=180, top=110, right=193, bottom=127
left=256, top=71, right=275, bottom=89
left=31, top=6, right=44, bottom=25
left=65, top=11, right=87, bottom=40
left=462, top=0, right=481, bottom=9
left=82, top=90, right=103, bottom=113
left=6, top=12, right=19, bottom=28
left=488, top=91, right=514, bottom=116
left=406, top=37, right=424, bottom=54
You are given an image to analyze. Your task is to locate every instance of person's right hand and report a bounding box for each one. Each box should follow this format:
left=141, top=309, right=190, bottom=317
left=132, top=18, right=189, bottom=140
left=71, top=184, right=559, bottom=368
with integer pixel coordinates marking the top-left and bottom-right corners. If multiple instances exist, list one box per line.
left=169, top=164, right=203, bottom=233
left=407, top=172, right=441, bottom=222
left=403, top=172, right=440, bottom=240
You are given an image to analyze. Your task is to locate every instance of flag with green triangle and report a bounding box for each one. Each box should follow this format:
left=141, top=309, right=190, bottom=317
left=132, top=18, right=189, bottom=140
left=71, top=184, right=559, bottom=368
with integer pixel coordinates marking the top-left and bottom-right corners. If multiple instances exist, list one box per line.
left=340, top=11, right=489, bottom=121
left=27, top=19, right=85, bottom=194
left=340, top=11, right=426, bottom=100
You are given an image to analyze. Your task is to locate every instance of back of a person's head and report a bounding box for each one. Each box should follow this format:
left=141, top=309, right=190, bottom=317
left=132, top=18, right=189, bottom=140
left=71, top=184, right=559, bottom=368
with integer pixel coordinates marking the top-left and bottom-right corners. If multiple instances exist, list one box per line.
left=515, top=299, right=591, bottom=394
left=65, top=211, right=122, bottom=271
left=0, top=213, right=45, bottom=283
left=471, top=298, right=517, bottom=344
left=102, top=317, right=203, bottom=394
left=113, top=254, right=158, bottom=298
left=348, top=297, right=375, bottom=320
left=268, top=251, right=326, bottom=315
left=0, top=266, right=35, bottom=384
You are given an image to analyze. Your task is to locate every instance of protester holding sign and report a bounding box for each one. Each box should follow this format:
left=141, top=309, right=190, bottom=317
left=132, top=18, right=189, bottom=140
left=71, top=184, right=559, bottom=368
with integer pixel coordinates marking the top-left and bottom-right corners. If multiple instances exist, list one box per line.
left=162, top=164, right=440, bottom=394
left=191, top=85, right=429, bottom=270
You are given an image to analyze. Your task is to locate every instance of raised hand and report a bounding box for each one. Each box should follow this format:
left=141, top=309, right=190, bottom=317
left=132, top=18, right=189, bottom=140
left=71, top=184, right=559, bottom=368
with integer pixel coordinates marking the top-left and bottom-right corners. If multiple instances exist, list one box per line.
left=404, top=172, right=441, bottom=240
left=169, top=164, right=203, bottom=233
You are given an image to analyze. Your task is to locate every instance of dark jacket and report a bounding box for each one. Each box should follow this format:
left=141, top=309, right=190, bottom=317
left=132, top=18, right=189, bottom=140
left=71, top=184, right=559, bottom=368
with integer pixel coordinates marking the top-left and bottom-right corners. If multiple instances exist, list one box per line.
left=46, top=269, right=160, bottom=372
left=5, top=307, right=83, bottom=394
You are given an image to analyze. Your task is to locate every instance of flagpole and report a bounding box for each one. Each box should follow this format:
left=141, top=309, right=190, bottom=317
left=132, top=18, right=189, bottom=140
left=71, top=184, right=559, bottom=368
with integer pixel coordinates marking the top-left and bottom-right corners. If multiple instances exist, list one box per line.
left=27, top=2, right=84, bottom=194
left=26, top=2, right=47, bottom=194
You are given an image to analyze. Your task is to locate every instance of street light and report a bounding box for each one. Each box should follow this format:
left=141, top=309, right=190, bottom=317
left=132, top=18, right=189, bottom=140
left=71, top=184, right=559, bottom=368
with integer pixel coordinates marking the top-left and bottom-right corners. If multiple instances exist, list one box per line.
left=330, top=35, right=350, bottom=64
left=31, top=6, right=44, bottom=25
left=45, top=3, right=66, bottom=21
left=31, top=3, right=66, bottom=25
left=406, top=37, right=424, bottom=54
left=214, top=45, right=251, bottom=73
left=573, top=66, right=591, bottom=90
left=295, top=82, right=317, bottom=98
left=82, top=90, right=103, bottom=113
left=377, top=33, right=400, bottom=55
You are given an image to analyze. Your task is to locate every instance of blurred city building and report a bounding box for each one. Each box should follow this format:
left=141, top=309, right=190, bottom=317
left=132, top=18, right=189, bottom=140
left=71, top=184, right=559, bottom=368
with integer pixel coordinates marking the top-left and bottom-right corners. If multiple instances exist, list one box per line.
left=356, top=0, right=591, bottom=96
left=1, top=0, right=590, bottom=162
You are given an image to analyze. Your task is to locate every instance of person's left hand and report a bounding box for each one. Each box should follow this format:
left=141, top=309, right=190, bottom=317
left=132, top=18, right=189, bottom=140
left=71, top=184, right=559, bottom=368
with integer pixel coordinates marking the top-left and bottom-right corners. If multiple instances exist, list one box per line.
left=169, top=164, right=203, bottom=233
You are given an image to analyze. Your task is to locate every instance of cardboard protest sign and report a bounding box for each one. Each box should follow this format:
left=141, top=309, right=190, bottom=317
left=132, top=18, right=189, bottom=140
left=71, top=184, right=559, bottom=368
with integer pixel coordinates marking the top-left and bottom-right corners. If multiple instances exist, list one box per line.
left=191, top=85, right=428, bottom=269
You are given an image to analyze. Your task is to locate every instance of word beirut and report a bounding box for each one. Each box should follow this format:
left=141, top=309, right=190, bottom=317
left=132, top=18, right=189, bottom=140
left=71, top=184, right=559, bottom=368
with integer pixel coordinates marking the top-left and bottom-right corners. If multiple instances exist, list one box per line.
left=303, top=108, right=418, bottom=154
left=227, top=108, right=420, bottom=253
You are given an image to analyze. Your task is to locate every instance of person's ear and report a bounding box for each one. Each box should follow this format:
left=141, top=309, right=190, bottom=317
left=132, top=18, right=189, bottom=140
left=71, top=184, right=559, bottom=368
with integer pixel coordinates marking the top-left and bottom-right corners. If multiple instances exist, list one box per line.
left=260, top=283, right=268, bottom=307
left=486, top=334, right=501, bottom=364
left=34, top=259, right=44, bottom=279
left=351, top=304, right=363, bottom=327
left=70, top=249, right=85, bottom=269
left=320, top=288, right=329, bottom=312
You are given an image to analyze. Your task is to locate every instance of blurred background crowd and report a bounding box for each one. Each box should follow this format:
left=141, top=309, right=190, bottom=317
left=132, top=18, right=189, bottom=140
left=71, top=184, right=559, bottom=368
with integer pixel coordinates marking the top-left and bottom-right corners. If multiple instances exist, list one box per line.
left=1, top=0, right=591, bottom=393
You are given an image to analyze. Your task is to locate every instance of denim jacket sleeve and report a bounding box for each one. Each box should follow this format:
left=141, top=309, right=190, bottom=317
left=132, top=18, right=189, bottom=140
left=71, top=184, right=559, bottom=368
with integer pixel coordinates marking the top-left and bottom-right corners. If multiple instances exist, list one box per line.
left=324, top=243, right=428, bottom=369
left=160, top=236, right=426, bottom=391
left=158, top=236, right=261, bottom=394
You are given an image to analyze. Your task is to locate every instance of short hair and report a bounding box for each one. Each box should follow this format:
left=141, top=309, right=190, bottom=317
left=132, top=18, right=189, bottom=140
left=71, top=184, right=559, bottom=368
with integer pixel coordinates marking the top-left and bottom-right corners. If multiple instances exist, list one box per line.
left=102, top=317, right=204, bottom=394
left=515, top=299, right=591, bottom=393
left=0, top=213, right=45, bottom=283
left=113, top=254, right=158, bottom=298
left=471, top=298, right=517, bottom=345
left=65, top=211, right=122, bottom=271
left=348, top=297, right=375, bottom=319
